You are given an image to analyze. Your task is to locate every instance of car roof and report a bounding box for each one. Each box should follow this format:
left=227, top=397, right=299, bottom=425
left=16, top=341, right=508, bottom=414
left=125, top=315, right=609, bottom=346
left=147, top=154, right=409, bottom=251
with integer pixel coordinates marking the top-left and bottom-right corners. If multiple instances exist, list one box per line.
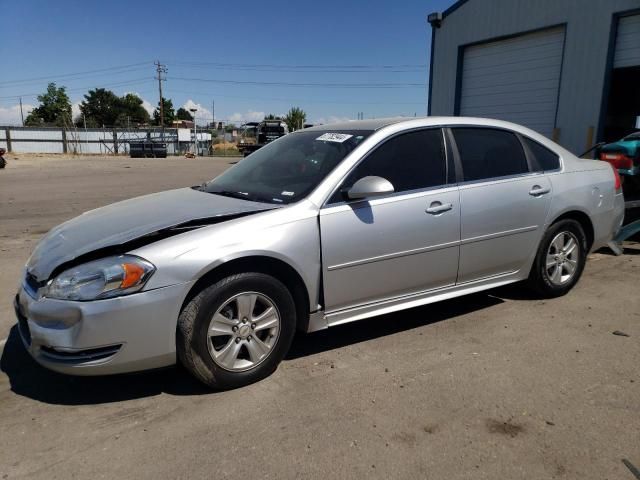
left=304, top=116, right=538, bottom=132
left=304, top=117, right=410, bottom=131
left=304, top=116, right=576, bottom=161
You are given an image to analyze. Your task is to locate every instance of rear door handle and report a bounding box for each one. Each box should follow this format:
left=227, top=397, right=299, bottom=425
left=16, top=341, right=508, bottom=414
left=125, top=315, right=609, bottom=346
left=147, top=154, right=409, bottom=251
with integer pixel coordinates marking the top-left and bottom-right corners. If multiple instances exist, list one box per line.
left=529, top=185, right=551, bottom=197
left=426, top=202, right=453, bottom=215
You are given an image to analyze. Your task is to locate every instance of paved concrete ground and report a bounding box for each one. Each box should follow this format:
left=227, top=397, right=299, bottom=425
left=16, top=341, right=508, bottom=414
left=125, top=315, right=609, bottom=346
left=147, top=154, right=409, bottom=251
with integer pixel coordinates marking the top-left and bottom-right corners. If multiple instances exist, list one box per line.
left=0, top=155, right=639, bottom=479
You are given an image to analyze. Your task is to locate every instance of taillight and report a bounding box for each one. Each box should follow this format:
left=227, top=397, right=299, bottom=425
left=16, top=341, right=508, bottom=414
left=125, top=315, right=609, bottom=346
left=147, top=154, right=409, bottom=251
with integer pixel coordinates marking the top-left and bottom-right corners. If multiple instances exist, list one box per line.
left=609, top=162, right=622, bottom=193
left=600, top=152, right=634, bottom=170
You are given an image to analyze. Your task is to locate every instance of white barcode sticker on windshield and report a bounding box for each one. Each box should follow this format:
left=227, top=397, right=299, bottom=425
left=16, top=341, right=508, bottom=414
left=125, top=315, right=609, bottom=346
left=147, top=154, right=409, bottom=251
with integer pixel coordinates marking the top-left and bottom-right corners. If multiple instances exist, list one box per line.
left=316, top=133, right=353, bottom=143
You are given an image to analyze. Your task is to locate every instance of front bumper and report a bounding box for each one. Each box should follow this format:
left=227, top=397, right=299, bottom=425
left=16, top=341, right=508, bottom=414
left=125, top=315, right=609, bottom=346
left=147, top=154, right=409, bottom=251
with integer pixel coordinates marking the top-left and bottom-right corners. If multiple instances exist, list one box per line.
left=14, top=282, right=193, bottom=375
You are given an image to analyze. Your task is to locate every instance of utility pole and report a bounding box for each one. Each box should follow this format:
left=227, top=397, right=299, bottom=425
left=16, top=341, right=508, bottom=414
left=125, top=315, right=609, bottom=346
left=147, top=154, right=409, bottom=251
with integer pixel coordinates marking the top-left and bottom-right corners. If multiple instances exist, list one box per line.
left=154, top=60, right=168, bottom=136
left=212, top=100, right=215, bottom=129
left=19, top=97, right=24, bottom=126
left=189, top=108, right=198, bottom=156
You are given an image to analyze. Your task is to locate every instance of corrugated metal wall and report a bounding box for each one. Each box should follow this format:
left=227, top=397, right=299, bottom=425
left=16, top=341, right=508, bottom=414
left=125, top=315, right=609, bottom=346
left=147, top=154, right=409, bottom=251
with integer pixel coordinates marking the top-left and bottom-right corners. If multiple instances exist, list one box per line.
left=0, top=127, right=211, bottom=155
left=429, top=0, right=640, bottom=155
left=459, top=27, right=565, bottom=138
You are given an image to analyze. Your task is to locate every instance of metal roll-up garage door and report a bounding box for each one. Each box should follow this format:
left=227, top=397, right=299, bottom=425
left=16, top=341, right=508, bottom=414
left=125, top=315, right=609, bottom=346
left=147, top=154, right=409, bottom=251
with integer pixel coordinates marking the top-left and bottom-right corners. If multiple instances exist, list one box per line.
left=458, top=27, right=565, bottom=138
left=614, top=14, right=640, bottom=68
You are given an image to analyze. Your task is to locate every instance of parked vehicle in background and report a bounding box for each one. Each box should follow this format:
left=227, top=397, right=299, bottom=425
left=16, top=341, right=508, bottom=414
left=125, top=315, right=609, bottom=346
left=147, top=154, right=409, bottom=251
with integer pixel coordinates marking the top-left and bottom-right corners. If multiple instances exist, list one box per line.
left=0, top=148, right=6, bottom=169
left=129, top=140, right=168, bottom=158
left=15, top=117, right=624, bottom=390
left=237, top=119, right=288, bottom=156
left=598, top=131, right=640, bottom=197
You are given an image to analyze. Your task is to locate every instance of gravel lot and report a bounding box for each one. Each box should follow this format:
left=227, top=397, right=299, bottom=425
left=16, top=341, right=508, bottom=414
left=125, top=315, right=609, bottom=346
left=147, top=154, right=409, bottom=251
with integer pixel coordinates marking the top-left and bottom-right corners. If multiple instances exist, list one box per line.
left=1, top=154, right=639, bottom=479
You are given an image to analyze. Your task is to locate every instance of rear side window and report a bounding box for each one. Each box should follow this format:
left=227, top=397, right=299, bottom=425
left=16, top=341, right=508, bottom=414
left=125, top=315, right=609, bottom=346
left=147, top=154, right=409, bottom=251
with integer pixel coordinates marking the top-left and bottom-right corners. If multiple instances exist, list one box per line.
left=329, top=128, right=446, bottom=203
left=523, top=137, right=560, bottom=171
left=452, top=128, right=529, bottom=182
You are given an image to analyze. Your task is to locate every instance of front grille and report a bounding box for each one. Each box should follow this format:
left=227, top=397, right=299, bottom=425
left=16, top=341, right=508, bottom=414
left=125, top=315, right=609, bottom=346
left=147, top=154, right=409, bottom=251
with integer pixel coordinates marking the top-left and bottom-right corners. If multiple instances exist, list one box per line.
left=39, top=344, right=122, bottom=364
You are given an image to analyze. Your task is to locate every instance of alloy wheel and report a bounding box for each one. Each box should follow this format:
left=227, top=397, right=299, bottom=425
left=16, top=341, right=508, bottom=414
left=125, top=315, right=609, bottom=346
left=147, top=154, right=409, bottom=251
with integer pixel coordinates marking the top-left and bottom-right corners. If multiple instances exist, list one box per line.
left=206, top=292, right=281, bottom=372
left=545, top=231, right=580, bottom=286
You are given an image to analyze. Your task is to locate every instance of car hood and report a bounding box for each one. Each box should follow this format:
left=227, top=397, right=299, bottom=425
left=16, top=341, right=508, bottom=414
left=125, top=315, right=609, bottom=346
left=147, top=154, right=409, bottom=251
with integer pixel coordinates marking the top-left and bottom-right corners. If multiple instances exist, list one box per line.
left=26, top=187, right=273, bottom=281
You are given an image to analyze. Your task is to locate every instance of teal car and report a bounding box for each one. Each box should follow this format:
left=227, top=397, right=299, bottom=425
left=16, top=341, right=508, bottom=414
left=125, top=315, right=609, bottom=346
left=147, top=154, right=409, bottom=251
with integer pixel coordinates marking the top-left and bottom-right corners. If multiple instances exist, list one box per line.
left=599, top=132, right=640, bottom=195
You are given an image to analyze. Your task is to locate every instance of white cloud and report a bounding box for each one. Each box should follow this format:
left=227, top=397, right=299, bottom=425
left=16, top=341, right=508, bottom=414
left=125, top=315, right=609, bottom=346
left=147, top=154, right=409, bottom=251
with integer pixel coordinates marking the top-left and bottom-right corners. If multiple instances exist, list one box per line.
left=182, top=99, right=212, bottom=124
left=142, top=99, right=155, bottom=115
left=312, top=116, right=354, bottom=125
left=122, top=92, right=155, bottom=115
left=0, top=103, right=35, bottom=125
left=228, top=110, right=267, bottom=124
left=72, top=102, right=82, bottom=121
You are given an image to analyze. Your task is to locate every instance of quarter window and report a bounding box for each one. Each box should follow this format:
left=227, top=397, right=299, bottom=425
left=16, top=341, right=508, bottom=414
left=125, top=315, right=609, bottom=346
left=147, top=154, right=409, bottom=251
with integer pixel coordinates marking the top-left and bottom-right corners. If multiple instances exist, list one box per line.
left=523, top=137, right=560, bottom=171
left=452, top=128, right=529, bottom=182
left=329, top=129, right=446, bottom=203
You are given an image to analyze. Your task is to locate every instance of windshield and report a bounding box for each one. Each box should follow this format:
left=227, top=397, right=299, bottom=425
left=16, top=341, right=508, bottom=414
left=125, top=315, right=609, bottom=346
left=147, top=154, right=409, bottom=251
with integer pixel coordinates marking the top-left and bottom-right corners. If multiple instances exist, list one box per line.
left=204, top=129, right=372, bottom=204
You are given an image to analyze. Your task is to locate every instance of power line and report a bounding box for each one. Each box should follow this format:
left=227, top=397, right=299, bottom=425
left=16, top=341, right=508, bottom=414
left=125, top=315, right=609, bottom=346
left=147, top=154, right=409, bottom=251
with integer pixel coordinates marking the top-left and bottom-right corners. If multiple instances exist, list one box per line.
left=167, top=60, right=427, bottom=70
left=170, top=61, right=425, bottom=73
left=0, top=78, right=154, bottom=100
left=170, top=76, right=424, bottom=89
left=0, top=62, right=152, bottom=86
left=0, top=66, right=151, bottom=89
left=163, top=88, right=424, bottom=105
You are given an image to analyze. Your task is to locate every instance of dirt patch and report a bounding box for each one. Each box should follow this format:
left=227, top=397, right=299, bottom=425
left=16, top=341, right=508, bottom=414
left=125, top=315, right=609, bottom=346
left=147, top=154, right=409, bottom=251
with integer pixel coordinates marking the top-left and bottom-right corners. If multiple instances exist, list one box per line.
left=485, top=418, right=525, bottom=438
left=422, top=424, right=438, bottom=434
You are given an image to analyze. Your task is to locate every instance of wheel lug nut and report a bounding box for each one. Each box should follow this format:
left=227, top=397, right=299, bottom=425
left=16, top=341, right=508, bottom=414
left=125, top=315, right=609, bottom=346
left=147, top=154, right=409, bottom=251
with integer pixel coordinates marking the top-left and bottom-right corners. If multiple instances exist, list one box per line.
left=247, top=335, right=252, bottom=341
left=235, top=337, right=241, bottom=344
left=232, top=326, right=238, bottom=332
left=251, top=323, right=256, bottom=329
left=242, top=318, right=248, bottom=323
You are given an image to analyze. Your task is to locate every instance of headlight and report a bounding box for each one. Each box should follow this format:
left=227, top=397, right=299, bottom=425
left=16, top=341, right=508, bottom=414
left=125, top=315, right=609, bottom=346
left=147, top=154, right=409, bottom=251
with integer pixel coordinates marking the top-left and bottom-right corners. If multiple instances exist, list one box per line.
left=44, top=255, right=155, bottom=301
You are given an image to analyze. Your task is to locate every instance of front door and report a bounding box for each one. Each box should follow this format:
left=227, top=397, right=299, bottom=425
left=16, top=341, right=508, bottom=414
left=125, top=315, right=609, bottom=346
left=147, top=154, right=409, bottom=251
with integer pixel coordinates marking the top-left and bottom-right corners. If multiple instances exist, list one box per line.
left=319, top=128, right=461, bottom=312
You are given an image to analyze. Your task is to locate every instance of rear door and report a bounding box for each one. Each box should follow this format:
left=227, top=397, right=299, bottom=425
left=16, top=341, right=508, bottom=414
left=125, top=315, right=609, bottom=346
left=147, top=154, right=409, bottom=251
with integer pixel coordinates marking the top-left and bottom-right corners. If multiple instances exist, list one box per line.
left=450, top=127, right=552, bottom=283
left=319, top=128, right=460, bottom=312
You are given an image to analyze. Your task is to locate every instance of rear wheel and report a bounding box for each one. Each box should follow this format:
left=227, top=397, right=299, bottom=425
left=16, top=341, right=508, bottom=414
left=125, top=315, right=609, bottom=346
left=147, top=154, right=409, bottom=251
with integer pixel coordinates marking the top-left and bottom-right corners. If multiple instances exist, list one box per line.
left=528, top=219, right=587, bottom=297
left=177, top=272, right=297, bottom=389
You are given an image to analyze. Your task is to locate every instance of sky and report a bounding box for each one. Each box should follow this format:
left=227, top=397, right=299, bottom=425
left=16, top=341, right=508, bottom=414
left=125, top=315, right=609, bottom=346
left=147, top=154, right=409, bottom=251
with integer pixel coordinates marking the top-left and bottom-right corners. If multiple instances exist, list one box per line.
left=0, top=0, right=455, bottom=126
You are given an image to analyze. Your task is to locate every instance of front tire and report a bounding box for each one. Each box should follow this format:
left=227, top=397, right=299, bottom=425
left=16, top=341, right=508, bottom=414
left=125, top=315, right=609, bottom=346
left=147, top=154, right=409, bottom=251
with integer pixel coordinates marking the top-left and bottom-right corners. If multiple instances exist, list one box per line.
left=528, top=219, right=587, bottom=297
left=177, top=273, right=297, bottom=390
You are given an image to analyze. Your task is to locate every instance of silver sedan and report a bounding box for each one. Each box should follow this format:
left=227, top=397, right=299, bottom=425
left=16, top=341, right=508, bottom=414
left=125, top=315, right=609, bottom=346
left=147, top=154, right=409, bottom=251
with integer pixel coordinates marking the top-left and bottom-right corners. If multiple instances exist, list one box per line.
left=15, top=117, right=624, bottom=389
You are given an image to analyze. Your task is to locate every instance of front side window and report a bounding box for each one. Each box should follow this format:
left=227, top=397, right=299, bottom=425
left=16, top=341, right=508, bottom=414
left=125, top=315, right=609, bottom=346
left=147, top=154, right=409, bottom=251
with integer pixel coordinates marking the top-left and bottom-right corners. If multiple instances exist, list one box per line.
left=329, top=128, right=446, bottom=203
left=452, top=128, right=529, bottom=182
left=204, top=129, right=371, bottom=204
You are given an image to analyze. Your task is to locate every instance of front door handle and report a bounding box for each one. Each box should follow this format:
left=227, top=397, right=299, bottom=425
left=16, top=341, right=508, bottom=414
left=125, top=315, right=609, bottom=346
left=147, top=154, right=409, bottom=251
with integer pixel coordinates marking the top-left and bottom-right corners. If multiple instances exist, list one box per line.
left=426, top=201, right=453, bottom=215
left=529, top=185, right=551, bottom=197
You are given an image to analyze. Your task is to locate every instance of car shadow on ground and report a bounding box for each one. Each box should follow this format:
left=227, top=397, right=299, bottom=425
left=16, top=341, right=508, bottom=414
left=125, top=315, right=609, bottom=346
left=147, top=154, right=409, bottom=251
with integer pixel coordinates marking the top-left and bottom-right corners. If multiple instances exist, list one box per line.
left=1, top=292, right=503, bottom=406
left=287, top=292, right=503, bottom=359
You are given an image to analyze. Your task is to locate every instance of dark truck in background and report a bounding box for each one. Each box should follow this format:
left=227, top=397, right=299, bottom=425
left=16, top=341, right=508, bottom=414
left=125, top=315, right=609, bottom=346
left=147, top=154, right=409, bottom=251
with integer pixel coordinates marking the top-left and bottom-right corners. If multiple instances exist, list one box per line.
left=129, top=140, right=168, bottom=158
left=237, top=119, right=288, bottom=156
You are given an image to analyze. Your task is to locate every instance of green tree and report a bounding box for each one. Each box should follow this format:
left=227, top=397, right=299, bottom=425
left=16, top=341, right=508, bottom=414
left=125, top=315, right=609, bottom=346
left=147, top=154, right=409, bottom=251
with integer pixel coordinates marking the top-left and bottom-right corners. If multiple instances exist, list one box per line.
left=153, top=97, right=175, bottom=126
left=24, top=83, right=72, bottom=126
left=175, top=107, right=194, bottom=121
left=78, top=88, right=121, bottom=127
left=264, top=114, right=278, bottom=120
left=283, top=107, right=306, bottom=132
left=117, top=93, right=151, bottom=126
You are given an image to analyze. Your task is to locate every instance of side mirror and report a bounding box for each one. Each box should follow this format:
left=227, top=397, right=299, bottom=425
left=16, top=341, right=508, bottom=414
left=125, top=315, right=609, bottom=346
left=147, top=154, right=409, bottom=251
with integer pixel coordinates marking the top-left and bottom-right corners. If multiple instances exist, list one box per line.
left=347, top=176, right=394, bottom=200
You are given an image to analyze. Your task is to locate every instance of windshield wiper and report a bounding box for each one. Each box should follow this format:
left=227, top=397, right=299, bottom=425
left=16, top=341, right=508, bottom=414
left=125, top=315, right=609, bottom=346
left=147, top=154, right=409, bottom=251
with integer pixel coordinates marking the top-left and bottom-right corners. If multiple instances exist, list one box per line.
left=207, top=188, right=285, bottom=205
left=208, top=189, right=253, bottom=201
left=191, top=182, right=208, bottom=191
